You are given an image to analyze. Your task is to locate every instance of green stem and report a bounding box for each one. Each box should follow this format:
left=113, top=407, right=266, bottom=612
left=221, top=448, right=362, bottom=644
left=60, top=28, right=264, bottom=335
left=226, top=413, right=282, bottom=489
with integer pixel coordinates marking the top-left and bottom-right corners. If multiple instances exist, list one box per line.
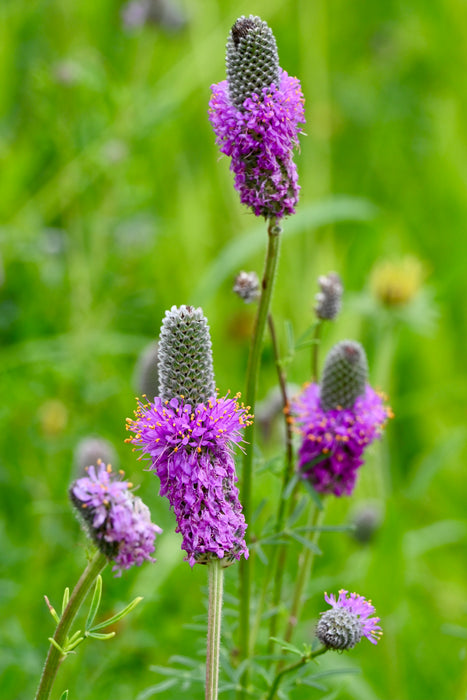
left=266, top=646, right=327, bottom=700
left=267, top=313, right=294, bottom=533
left=35, top=550, right=108, bottom=700
left=238, top=218, right=282, bottom=689
left=311, top=320, right=323, bottom=381
left=206, top=559, right=224, bottom=700
left=283, top=502, right=326, bottom=647
left=250, top=314, right=294, bottom=654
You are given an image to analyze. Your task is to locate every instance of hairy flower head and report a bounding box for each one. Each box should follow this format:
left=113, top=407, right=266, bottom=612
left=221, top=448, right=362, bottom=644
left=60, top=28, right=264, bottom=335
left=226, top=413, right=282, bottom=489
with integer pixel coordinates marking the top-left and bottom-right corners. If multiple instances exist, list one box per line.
left=209, top=16, right=305, bottom=219
left=128, top=391, right=252, bottom=567
left=293, top=342, right=392, bottom=497
left=70, top=462, right=161, bottom=575
left=317, top=589, right=382, bottom=649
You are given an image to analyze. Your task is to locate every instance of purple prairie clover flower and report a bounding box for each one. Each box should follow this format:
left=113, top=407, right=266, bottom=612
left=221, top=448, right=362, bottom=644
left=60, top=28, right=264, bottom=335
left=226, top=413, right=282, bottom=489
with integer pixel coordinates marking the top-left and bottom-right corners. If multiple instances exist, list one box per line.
left=70, top=462, right=161, bottom=575
left=127, top=393, right=252, bottom=567
left=293, top=382, right=391, bottom=497
left=209, top=16, right=305, bottom=219
left=292, top=340, right=392, bottom=496
left=317, top=589, right=382, bottom=649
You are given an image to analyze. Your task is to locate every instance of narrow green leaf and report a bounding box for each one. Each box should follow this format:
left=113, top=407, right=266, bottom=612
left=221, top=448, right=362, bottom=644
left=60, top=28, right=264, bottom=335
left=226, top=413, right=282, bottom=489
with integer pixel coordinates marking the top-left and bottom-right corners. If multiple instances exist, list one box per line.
left=86, top=630, right=116, bottom=640
left=61, top=588, right=70, bottom=615
left=85, top=575, right=102, bottom=631
left=295, top=322, right=319, bottom=346
left=254, top=542, right=268, bottom=565
left=168, top=655, right=200, bottom=668
left=137, top=679, right=178, bottom=698
left=58, top=690, right=69, bottom=700
left=66, top=629, right=83, bottom=646
left=44, top=596, right=60, bottom=625
left=61, top=589, right=70, bottom=616
left=287, top=496, right=308, bottom=526
left=90, top=596, right=143, bottom=631
left=301, top=479, right=324, bottom=509
left=48, top=638, right=67, bottom=656
left=287, top=530, right=322, bottom=554
left=251, top=498, right=268, bottom=524
left=283, top=473, right=299, bottom=500
left=66, top=636, right=85, bottom=651
left=269, top=637, right=303, bottom=657
left=285, top=320, right=295, bottom=356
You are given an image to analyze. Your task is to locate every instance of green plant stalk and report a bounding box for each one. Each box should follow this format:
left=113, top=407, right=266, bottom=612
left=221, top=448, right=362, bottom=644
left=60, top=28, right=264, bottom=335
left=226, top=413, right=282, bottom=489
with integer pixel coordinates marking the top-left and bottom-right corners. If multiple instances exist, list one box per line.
left=206, top=559, right=224, bottom=700
left=251, top=313, right=295, bottom=653
left=311, top=320, right=323, bottom=381
left=238, top=218, right=281, bottom=683
left=283, top=503, right=326, bottom=647
left=35, top=551, right=108, bottom=700
left=266, top=646, right=327, bottom=700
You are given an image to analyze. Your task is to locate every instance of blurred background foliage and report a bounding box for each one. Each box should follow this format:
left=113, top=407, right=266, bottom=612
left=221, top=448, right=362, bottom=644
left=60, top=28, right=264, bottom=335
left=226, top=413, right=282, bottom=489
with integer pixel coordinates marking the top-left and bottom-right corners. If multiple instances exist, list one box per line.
left=1, top=0, right=466, bottom=698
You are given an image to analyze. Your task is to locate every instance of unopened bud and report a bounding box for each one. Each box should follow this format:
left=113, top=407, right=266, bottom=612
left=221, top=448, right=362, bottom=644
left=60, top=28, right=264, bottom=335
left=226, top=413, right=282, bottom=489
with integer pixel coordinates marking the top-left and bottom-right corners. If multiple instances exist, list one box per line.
left=233, top=271, right=260, bottom=303
left=314, top=272, right=343, bottom=321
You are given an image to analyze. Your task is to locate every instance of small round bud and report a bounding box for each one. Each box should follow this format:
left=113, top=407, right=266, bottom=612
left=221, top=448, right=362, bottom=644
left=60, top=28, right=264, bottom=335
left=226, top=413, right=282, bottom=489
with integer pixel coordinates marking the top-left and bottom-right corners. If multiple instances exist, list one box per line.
left=233, top=271, right=260, bottom=303
left=317, top=590, right=382, bottom=649
left=351, top=503, right=383, bottom=544
left=314, top=272, right=343, bottom=321
left=320, top=341, right=368, bottom=412
left=317, top=606, right=363, bottom=650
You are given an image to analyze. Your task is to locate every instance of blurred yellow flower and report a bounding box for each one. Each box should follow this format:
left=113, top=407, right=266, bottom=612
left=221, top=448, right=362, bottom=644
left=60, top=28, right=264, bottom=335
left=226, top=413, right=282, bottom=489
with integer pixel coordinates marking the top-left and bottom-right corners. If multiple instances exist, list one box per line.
left=370, top=256, right=425, bottom=307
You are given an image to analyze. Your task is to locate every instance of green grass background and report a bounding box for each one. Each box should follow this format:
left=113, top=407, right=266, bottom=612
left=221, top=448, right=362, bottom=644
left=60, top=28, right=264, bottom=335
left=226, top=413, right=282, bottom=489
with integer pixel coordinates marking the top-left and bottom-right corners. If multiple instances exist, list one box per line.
left=1, top=0, right=466, bottom=698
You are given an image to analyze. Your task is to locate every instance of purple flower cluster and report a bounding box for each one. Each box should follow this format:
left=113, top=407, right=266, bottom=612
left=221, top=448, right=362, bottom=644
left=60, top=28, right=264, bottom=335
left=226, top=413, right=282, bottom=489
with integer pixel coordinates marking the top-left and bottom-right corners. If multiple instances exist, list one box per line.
left=320, top=590, right=382, bottom=646
left=209, top=69, right=305, bottom=218
left=292, top=383, right=391, bottom=496
left=127, top=394, right=251, bottom=567
left=70, top=463, right=161, bottom=575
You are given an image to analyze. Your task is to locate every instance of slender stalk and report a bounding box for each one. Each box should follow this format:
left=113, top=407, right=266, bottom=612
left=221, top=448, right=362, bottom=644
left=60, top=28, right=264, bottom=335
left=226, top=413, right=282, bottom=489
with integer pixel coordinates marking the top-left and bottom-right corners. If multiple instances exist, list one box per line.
left=238, top=218, right=282, bottom=685
left=311, top=320, right=323, bottom=381
left=267, top=313, right=294, bottom=531
left=206, top=559, right=224, bottom=700
left=250, top=314, right=294, bottom=654
left=283, top=502, right=326, bottom=646
left=266, top=646, right=327, bottom=700
left=36, top=550, right=108, bottom=700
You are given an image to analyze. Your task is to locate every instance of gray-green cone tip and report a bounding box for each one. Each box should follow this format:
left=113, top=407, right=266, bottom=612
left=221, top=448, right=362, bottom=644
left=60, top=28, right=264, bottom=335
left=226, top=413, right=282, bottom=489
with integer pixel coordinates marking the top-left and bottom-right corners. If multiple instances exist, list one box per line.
left=158, top=305, right=216, bottom=405
left=320, top=341, right=368, bottom=412
left=226, top=15, right=280, bottom=110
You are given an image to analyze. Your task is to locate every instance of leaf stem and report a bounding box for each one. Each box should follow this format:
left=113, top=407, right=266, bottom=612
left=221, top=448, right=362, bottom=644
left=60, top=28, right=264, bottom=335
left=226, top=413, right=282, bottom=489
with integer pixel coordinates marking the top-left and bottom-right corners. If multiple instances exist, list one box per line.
left=282, top=502, right=326, bottom=647
left=265, top=646, right=327, bottom=700
left=311, top=320, right=323, bottom=381
left=35, top=551, right=108, bottom=700
left=238, top=218, right=282, bottom=691
left=206, top=559, right=224, bottom=700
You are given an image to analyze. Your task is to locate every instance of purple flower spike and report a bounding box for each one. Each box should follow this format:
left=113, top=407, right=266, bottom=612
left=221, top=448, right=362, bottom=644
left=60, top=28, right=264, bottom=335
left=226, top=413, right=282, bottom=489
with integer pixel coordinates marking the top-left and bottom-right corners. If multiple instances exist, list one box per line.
left=292, top=382, right=391, bottom=497
left=317, top=589, right=383, bottom=649
left=127, top=393, right=252, bottom=567
left=70, top=462, right=161, bottom=575
left=209, top=16, right=305, bottom=219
